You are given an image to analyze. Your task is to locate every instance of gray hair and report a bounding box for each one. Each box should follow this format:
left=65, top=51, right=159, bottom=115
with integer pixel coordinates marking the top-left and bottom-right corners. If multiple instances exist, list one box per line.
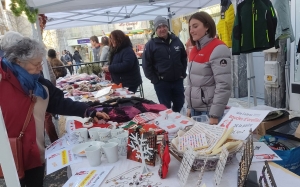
left=0, top=31, right=23, bottom=51
left=5, top=37, right=46, bottom=63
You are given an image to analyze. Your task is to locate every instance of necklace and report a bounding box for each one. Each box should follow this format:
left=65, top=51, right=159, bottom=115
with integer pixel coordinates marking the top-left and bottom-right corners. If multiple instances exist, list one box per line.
left=105, top=166, right=141, bottom=184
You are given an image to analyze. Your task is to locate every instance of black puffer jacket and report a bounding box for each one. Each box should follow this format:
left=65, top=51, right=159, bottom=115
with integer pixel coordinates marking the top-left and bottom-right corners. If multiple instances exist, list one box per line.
left=108, top=37, right=142, bottom=88
left=142, top=32, right=187, bottom=84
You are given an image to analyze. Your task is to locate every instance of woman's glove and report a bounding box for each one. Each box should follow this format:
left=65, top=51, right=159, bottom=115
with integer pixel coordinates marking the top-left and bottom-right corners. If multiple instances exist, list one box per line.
left=86, top=107, right=110, bottom=122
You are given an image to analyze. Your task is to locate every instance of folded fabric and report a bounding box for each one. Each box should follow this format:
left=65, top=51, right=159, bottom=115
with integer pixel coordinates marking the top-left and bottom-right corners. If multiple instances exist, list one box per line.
left=142, top=103, right=167, bottom=113
left=120, top=106, right=141, bottom=119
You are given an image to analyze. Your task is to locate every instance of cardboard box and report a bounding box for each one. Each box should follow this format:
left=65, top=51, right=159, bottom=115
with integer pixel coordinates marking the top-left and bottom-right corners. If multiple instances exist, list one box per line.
left=256, top=112, right=290, bottom=136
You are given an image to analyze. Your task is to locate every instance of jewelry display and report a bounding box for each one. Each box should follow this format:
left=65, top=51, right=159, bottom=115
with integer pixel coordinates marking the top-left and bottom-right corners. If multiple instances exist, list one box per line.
left=105, top=166, right=141, bottom=184
left=177, top=147, right=196, bottom=187
left=213, top=147, right=229, bottom=187
left=258, top=161, right=277, bottom=187
left=128, top=133, right=154, bottom=174
left=237, top=129, right=254, bottom=187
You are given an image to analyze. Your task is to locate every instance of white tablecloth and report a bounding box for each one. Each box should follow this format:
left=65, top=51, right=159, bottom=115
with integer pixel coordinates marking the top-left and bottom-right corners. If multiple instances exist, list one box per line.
left=70, top=154, right=300, bottom=187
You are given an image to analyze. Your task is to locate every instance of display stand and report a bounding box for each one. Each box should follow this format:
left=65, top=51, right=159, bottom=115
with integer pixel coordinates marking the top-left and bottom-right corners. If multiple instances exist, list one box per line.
left=0, top=108, right=21, bottom=187
left=246, top=53, right=258, bottom=107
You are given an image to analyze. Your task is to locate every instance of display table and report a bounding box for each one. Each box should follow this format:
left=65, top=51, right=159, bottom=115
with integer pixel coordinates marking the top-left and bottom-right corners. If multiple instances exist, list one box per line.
left=69, top=154, right=300, bottom=187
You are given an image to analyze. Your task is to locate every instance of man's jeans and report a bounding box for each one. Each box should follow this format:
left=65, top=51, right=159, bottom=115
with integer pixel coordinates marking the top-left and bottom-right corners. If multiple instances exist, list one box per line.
left=154, top=79, right=184, bottom=112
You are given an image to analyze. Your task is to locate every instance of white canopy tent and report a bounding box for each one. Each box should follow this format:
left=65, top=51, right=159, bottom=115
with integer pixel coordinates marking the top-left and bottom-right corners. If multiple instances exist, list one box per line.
left=25, top=0, right=220, bottom=30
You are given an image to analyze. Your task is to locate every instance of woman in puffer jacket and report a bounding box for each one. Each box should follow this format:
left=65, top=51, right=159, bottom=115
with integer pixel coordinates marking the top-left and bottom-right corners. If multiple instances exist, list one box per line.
left=185, top=11, right=232, bottom=125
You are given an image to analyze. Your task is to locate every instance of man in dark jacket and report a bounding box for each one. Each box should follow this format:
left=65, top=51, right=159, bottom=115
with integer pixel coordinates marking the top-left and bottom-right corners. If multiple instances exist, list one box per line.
left=142, top=16, right=187, bottom=112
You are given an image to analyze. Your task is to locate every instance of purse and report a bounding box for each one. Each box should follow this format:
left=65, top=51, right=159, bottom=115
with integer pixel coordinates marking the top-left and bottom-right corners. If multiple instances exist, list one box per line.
left=0, top=96, right=36, bottom=179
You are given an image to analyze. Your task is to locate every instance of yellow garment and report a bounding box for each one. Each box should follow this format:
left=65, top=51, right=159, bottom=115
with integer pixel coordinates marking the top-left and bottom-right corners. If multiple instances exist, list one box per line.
left=217, top=4, right=235, bottom=47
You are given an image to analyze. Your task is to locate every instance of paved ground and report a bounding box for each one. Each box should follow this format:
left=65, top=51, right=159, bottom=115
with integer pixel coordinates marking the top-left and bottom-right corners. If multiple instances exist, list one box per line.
left=0, top=66, right=265, bottom=187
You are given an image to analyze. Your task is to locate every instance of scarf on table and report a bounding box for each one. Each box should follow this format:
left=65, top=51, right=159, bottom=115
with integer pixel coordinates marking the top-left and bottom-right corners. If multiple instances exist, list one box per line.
left=2, top=58, right=48, bottom=99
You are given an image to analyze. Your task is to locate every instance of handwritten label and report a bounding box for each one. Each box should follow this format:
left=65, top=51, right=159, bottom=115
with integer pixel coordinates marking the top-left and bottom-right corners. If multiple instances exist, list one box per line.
left=79, top=170, right=96, bottom=187
left=167, top=124, right=176, bottom=129
left=218, top=108, right=269, bottom=140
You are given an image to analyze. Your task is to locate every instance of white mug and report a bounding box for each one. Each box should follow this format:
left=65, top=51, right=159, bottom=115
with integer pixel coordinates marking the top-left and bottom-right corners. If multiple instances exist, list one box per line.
left=85, top=145, right=102, bottom=167
left=73, top=128, right=88, bottom=143
left=116, top=132, right=128, bottom=146
left=88, top=127, right=101, bottom=141
left=102, top=142, right=119, bottom=163
left=111, top=129, right=124, bottom=138
left=97, top=128, right=111, bottom=142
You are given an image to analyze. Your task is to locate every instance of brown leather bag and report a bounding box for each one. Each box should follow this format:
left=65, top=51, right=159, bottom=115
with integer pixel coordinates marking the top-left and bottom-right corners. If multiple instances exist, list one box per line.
left=0, top=96, right=36, bottom=179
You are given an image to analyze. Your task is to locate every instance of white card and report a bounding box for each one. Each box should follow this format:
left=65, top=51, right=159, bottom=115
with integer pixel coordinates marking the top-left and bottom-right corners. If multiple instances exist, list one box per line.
left=45, top=135, right=69, bottom=158
left=218, top=107, right=269, bottom=140
left=252, top=142, right=282, bottom=162
left=177, top=147, right=196, bottom=187
left=46, top=148, right=82, bottom=175
left=63, top=166, right=114, bottom=187
left=213, top=147, right=229, bottom=187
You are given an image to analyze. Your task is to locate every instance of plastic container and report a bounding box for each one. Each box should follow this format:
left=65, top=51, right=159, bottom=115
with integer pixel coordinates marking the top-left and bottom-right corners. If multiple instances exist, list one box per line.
left=191, top=115, right=209, bottom=123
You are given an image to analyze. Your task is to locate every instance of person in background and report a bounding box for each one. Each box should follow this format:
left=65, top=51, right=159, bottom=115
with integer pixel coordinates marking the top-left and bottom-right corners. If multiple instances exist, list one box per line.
left=0, top=31, right=23, bottom=58
left=142, top=16, right=187, bottom=112
left=63, top=49, right=74, bottom=75
left=73, top=50, right=82, bottom=73
left=100, top=36, right=111, bottom=80
left=100, top=36, right=109, bottom=63
left=103, top=30, right=142, bottom=93
left=185, top=12, right=232, bottom=125
left=60, top=50, right=67, bottom=65
left=48, top=49, right=67, bottom=79
left=0, top=37, right=109, bottom=187
left=90, top=35, right=101, bottom=61
left=43, top=56, right=58, bottom=143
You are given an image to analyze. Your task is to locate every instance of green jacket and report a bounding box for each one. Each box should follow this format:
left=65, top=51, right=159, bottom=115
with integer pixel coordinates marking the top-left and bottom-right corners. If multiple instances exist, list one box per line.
left=232, top=0, right=277, bottom=55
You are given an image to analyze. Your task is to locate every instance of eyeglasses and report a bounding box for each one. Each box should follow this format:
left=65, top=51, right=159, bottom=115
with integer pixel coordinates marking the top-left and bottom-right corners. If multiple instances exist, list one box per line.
left=29, top=61, right=45, bottom=68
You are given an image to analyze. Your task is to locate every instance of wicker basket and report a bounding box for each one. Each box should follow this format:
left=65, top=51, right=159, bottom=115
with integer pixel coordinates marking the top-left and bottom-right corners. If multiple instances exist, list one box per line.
left=170, top=125, right=243, bottom=171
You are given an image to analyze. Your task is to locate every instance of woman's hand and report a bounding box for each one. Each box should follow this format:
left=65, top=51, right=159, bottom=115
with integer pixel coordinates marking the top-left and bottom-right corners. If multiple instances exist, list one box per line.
left=89, top=109, right=110, bottom=122
left=94, top=112, right=110, bottom=122
left=209, top=118, right=218, bottom=125
left=103, top=66, right=109, bottom=72
left=186, top=109, right=191, bottom=117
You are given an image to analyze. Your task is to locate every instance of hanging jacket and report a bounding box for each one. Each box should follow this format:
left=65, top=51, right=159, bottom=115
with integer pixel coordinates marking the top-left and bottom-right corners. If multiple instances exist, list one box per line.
left=232, top=0, right=277, bottom=55
left=185, top=35, right=232, bottom=118
left=142, top=32, right=187, bottom=84
left=273, top=0, right=295, bottom=42
left=216, top=0, right=235, bottom=47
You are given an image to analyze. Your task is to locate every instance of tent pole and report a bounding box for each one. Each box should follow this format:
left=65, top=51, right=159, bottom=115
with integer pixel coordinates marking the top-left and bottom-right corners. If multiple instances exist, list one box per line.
left=34, top=17, right=50, bottom=80
left=247, top=53, right=257, bottom=107
left=0, top=108, right=21, bottom=187
left=167, top=7, right=173, bottom=32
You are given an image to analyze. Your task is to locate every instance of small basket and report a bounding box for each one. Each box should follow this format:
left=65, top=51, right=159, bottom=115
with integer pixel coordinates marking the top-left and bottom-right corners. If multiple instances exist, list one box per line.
left=170, top=125, right=243, bottom=171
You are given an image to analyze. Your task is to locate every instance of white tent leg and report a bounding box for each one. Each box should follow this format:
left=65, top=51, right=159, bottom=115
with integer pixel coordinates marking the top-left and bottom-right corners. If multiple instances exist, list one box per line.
left=247, top=53, right=257, bottom=107
left=32, top=18, right=50, bottom=81
left=0, top=108, right=20, bottom=187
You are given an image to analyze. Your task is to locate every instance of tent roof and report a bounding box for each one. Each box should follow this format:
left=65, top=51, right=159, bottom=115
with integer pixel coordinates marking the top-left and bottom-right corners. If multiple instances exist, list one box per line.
left=26, top=0, right=219, bottom=30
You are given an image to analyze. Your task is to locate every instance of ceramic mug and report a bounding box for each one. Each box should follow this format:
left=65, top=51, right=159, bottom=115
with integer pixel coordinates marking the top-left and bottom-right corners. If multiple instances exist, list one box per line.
left=102, top=142, right=119, bottom=163
left=88, top=127, right=101, bottom=141
left=116, top=132, right=128, bottom=146
left=108, top=138, right=122, bottom=155
left=111, top=129, right=124, bottom=138
left=73, top=128, right=88, bottom=143
left=97, top=128, right=111, bottom=142
left=85, top=145, right=102, bottom=166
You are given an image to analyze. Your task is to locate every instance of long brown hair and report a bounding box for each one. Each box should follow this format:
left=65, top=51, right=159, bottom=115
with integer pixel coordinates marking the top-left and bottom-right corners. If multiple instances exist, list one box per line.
left=109, top=30, right=129, bottom=49
left=189, top=11, right=216, bottom=46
